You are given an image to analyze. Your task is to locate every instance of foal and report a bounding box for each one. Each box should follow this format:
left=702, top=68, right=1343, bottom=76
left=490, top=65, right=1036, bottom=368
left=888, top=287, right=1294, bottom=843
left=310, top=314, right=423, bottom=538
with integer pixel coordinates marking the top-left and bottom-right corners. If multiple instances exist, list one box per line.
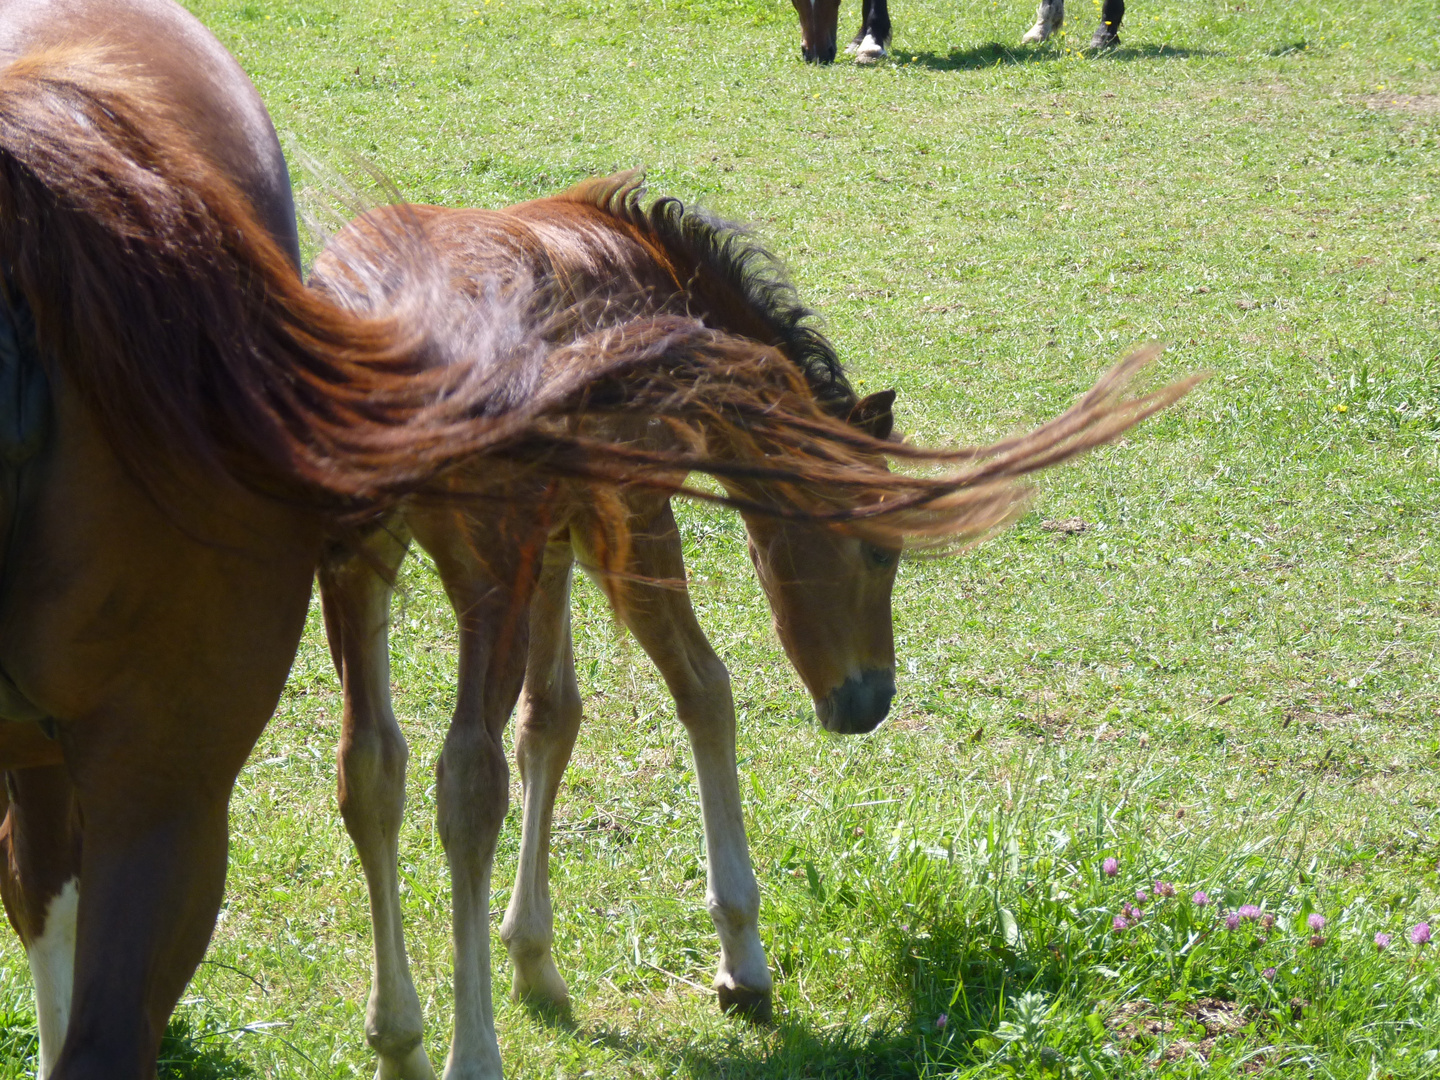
left=314, top=175, right=903, bottom=1077
left=312, top=175, right=1194, bottom=1080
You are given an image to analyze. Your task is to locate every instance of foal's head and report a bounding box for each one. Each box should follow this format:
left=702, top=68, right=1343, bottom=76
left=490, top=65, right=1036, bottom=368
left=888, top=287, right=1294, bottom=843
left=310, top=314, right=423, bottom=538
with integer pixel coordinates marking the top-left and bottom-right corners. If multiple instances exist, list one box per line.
left=740, top=389, right=901, bottom=735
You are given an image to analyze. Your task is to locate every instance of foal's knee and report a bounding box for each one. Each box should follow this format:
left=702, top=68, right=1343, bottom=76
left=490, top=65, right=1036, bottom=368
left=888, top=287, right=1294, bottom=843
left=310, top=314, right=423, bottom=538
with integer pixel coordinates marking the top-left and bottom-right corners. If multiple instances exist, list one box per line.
left=436, top=728, right=509, bottom=850
left=516, top=678, right=582, bottom=756
left=337, top=721, right=409, bottom=833
left=671, top=654, right=733, bottom=728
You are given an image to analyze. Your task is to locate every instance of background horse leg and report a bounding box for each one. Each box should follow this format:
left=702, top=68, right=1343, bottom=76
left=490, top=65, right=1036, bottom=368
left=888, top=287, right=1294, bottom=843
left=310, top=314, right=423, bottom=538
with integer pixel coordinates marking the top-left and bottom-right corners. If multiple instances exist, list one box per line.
left=789, top=0, right=820, bottom=61
left=320, top=529, right=437, bottom=1080
left=499, top=542, right=582, bottom=1012
left=413, top=507, right=547, bottom=1080
left=1021, top=0, right=1064, bottom=42
left=0, top=765, right=82, bottom=1079
left=851, top=0, right=890, bottom=62
left=582, top=502, right=772, bottom=1020
left=791, top=0, right=842, bottom=62
left=1091, top=0, right=1123, bottom=47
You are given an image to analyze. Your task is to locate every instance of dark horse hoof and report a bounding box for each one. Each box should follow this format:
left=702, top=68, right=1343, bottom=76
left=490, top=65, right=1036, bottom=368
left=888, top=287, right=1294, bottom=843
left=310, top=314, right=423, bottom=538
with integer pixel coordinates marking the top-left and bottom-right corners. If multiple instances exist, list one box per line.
left=718, top=985, right=774, bottom=1024
left=1090, top=26, right=1120, bottom=48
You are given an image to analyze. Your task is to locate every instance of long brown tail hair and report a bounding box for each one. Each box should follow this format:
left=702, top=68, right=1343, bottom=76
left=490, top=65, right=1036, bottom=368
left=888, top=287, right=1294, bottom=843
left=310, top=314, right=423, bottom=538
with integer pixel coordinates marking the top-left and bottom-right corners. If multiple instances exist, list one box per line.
left=0, top=44, right=591, bottom=516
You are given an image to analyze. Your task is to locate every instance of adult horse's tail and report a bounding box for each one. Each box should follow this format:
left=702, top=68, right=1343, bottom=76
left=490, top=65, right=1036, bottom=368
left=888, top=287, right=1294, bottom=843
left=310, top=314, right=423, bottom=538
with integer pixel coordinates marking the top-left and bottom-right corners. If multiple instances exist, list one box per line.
left=0, top=43, right=587, bottom=516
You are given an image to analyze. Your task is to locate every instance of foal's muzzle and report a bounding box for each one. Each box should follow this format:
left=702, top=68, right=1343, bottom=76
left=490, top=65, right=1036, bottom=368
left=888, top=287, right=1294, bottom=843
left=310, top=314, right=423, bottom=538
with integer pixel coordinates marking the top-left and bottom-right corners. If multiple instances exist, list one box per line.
left=816, top=668, right=896, bottom=734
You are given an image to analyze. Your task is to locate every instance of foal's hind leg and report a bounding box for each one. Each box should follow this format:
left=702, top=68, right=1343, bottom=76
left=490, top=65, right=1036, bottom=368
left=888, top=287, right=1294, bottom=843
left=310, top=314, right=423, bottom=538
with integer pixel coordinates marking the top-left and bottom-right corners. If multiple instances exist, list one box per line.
left=320, top=529, right=437, bottom=1080
left=579, top=501, right=772, bottom=1020
left=1022, top=0, right=1064, bottom=42
left=500, top=542, right=582, bottom=1011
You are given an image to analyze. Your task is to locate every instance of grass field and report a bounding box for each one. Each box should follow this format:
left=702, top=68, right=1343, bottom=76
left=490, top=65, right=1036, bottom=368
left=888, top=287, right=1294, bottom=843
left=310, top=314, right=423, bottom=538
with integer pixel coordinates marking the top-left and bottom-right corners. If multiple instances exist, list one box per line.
left=2, top=0, right=1438, bottom=1075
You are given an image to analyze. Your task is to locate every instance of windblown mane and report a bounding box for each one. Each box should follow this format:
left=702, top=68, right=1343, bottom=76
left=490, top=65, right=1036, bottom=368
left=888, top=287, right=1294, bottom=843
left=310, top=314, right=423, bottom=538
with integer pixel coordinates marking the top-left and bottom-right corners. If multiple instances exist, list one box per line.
left=552, top=172, right=857, bottom=417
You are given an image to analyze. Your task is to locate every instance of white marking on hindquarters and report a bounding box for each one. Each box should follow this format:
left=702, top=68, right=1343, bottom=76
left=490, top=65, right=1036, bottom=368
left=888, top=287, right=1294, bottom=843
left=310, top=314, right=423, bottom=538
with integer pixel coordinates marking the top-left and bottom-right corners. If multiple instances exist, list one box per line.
left=27, top=878, right=78, bottom=1080
left=855, top=33, right=886, bottom=62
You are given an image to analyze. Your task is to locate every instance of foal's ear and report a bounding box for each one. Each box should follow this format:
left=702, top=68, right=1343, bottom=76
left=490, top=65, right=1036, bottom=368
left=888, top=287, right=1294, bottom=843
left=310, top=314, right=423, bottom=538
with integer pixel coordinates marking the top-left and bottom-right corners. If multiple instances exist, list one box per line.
left=848, top=389, right=897, bottom=440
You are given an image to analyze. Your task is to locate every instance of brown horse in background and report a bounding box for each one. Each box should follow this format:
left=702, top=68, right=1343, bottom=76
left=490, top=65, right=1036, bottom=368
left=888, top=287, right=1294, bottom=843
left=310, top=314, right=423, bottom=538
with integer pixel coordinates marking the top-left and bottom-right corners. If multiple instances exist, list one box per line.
left=0, top=2, right=1135, bottom=1076
left=310, top=176, right=1195, bottom=1080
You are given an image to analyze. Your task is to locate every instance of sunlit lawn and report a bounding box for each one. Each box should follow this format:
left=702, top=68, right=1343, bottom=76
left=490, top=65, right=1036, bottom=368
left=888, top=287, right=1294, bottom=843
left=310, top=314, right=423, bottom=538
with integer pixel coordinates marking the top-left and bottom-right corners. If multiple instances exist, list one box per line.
left=1, top=0, right=1437, bottom=1075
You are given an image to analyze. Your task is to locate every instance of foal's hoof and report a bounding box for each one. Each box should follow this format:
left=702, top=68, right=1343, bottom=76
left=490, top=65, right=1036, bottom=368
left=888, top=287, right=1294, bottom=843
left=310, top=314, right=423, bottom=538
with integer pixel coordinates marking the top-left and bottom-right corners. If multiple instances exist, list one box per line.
left=717, top=984, right=774, bottom=1023
left=1020, top=22, right=1051, bottom=43
left=511, top=959, right=573, bottom=1019
left=374, top=1043, right=438, bottom=1080
left=1090, top=26, right=1120, bottom=48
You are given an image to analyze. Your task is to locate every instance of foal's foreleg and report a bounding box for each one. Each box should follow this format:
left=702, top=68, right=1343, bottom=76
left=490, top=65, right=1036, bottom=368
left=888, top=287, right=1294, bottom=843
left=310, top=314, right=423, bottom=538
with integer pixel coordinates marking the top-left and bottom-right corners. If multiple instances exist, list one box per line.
left=499, top=544, right=582, bottom=1011
left=416, top=509, right=548, bottom=1080
left=592, top=504, right=772, bottom=1020
left=320, top=532, right=436, bottom=1080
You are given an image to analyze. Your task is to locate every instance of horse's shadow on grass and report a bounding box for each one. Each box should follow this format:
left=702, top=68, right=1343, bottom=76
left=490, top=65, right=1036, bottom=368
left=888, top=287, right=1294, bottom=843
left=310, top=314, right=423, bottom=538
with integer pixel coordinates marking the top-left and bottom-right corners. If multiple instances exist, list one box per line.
left=576, top=1017, right=935, bottom=1080
left=525, top=912, right=1024, bottom=1078
left=0, top=1016, right=254, bottom=1080
left=155, top=1017, right=256, bottom=1080
left=905, top=40, right=1219, bottom=71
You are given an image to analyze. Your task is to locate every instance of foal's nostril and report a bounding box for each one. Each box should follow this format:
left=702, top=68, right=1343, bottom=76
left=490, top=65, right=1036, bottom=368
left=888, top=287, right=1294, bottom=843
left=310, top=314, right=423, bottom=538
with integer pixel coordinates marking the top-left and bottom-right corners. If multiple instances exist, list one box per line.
left=816, top=669, right=896, bottom=735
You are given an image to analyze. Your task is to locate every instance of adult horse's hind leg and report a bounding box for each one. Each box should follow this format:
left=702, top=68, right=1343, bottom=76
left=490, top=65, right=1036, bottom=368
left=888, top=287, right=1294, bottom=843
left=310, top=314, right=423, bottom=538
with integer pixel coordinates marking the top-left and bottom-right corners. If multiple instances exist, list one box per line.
left=578, top=500, right=772, bottom=1020
left=1022, top=0, right=1064, bottom=42
left=500, top=541, right=583, bottom=1012
left=1090, top=0, right=1123, bottom=48
left=0, top=765, right=82, bottom=1080
left=320, top=527, right=437, bottom=1080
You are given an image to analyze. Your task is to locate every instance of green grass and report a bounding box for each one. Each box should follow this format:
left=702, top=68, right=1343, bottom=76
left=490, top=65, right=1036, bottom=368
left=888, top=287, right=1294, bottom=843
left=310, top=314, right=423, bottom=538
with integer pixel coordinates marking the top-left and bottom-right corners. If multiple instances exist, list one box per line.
left=3, top=0, right=1439, bottom=1075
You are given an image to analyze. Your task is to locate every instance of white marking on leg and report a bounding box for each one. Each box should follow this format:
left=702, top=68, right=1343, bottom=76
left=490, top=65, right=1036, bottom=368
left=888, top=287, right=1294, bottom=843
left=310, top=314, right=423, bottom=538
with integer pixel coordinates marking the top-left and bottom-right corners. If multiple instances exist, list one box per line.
left=855, top=33, right=886, bottom=61
left=1022, top=0, right=1064, bottom=42
left=28, top=878, right=77, bottom=1080
left=687, top=718, right=771, bottom=1007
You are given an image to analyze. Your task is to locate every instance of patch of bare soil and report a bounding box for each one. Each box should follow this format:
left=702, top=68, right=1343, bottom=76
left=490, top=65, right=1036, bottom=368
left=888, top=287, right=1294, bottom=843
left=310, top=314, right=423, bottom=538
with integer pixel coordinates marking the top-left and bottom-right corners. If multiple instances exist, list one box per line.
left=1362, top=93, right=1440, bottom=115
left=1106, top=998, right=1250, bottom=1062
left=1041, top=517, right=1090, bottom=535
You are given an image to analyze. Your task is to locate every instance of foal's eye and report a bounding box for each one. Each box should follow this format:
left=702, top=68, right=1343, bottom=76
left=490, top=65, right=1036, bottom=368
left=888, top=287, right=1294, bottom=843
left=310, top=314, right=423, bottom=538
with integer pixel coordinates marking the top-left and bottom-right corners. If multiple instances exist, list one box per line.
left=862, top=543, right=899, bottom=570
